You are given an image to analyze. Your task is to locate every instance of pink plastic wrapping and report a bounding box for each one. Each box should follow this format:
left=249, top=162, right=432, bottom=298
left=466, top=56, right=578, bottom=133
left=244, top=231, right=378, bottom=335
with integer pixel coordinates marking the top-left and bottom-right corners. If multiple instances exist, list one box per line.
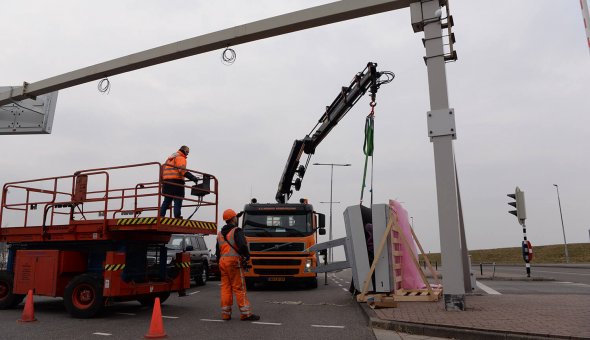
left=389, top=199, right=422, bottom=290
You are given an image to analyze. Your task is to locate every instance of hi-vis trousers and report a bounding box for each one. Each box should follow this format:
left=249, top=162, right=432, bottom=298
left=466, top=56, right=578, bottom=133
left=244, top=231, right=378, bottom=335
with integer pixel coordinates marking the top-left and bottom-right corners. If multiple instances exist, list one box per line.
left=220, top=257, right=252, bottom=320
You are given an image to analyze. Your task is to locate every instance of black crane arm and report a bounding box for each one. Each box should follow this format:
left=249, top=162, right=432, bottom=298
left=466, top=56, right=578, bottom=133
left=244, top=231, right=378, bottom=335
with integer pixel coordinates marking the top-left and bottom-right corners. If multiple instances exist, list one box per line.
left=275, top=62, right=393, bottom=203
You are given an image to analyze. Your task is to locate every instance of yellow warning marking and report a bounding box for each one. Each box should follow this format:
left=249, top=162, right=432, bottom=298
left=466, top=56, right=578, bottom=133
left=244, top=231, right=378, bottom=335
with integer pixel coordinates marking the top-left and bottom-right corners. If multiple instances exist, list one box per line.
left=105, top=264, right=126, bottom=271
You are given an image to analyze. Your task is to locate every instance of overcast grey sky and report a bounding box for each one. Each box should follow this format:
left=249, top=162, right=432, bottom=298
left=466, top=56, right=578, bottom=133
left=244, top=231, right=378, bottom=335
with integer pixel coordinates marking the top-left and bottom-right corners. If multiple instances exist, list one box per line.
left=1, top=1, right=589, bottom=255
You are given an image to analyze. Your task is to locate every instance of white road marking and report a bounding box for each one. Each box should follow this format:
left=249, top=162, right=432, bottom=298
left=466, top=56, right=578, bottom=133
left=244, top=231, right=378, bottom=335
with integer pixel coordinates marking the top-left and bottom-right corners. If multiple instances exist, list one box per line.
left=533, top=270, right=590, bottom=276
left=218, top=283, right=222, bottom=286
left=116, top=312, right=136, bottom=316
left=189, top=291, right=201, bottom=295
left=252, top=322, right=282, bottom=326
left=200, top=319, right=224, bottom=322
left=345, top=281, right=350, bottom=284
left=311, top=324, right=345, bottom=329
left=559, top=282, right=590, bottom=287
left=337, top=284, right=342, bottom=287
left=162, top=316, right=179, bottom=319
left=342, top=288, right=348, bottom=292
left=93, top=333, right=112, bottom=336
left=476, top=281, right=501, bottom=295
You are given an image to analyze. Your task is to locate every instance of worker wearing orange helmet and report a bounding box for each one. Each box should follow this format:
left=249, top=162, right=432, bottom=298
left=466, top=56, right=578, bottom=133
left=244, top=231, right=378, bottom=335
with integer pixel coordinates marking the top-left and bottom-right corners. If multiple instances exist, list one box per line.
left=159, top=145, right=198, bottom=218
left=215, top=208, right=260, bottom=321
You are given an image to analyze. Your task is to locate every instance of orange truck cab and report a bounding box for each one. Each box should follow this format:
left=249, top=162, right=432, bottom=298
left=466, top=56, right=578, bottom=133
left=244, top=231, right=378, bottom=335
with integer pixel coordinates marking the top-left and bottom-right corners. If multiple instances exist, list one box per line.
left=241, top=200, right=325, bottom=289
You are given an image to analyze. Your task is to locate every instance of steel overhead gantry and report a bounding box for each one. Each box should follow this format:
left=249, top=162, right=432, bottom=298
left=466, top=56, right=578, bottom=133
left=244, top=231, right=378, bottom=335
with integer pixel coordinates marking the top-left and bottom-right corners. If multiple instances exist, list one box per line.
left=0, top=0, right=469, bottom=310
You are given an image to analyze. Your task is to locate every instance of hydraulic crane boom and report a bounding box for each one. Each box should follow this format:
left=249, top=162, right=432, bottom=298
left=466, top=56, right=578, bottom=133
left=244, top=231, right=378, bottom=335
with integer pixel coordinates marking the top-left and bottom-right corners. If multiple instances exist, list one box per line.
left=275, top=62, right=393, bottom=203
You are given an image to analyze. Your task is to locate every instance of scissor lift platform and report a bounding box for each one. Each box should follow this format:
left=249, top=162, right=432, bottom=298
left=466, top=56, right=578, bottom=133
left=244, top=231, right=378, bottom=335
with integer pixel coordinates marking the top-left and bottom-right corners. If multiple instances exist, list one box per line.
left=0, top=162, right=219, bottom=318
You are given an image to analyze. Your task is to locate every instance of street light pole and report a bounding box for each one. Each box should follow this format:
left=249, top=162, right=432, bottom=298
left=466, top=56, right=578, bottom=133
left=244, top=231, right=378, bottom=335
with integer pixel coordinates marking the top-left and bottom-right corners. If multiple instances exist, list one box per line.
left=314, top=162, right=351, bottom=263
left=553, top=184, right=570, bottom=263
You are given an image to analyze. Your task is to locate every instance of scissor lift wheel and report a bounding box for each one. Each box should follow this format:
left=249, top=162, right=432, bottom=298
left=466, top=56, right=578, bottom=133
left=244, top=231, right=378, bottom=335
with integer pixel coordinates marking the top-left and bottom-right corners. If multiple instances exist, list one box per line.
left=64, top=274, right=104, bottom=318
left=0, top=271, right=25, bottom=309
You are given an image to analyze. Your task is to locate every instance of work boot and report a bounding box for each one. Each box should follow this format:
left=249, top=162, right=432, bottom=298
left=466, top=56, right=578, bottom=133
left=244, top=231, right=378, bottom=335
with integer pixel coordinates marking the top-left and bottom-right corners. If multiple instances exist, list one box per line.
left=240, top=314, right=260, bottom=321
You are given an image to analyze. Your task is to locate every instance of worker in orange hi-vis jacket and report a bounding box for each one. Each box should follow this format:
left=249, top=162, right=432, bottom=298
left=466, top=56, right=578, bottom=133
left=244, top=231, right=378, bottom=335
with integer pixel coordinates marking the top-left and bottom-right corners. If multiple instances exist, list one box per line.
left=159, top=145, right=198, bottom=218
left=215, top=209, right=260, bottom=321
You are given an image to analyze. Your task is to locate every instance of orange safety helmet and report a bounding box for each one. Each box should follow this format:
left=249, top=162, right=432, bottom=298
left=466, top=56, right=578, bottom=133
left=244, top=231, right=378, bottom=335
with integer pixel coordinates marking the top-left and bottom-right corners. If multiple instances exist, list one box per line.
left=222, top=209, right=237, bottom=221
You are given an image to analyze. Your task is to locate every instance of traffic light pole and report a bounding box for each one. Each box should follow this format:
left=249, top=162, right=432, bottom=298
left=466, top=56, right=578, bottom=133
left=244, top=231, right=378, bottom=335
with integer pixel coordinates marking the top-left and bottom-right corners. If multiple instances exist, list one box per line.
left=521, top=222, right=531, bottom=277
left=508, top=187, right=531, bottom=278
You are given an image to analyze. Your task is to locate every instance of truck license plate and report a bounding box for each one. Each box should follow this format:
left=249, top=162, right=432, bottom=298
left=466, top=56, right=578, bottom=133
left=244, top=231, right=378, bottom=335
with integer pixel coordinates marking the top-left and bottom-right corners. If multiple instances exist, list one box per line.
left=268, top=277, right=285, bottom=282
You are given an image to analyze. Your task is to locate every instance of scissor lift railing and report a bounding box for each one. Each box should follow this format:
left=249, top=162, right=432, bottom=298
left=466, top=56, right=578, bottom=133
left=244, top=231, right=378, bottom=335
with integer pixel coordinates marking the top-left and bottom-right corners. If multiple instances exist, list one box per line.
left=0, top=162, right=218, bottom=243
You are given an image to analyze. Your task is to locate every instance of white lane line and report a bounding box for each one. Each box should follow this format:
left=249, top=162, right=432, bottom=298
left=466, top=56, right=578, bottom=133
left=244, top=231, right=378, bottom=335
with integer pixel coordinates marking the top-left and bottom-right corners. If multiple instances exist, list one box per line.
left=201, top=319, right=224, bottom=322
left=252, top=322, right=282, bottom=326
left=93, top=333, right=112, bottom=336
left=337, top=284, right=342, bottom=287
left=117, top=312, right=136, bottom=316
left=559, top=281, right=573, bottom=284
left=189, top=291, right=201, bottom=295
left=342, top=288, right=348, bottom=292
left=162, top=316, right=179, bottom=319
left=345, top=281, right=350, bottom=284
left=311, top=324, right=345, bottom=329
left=476, top=281, right=501, bottom=295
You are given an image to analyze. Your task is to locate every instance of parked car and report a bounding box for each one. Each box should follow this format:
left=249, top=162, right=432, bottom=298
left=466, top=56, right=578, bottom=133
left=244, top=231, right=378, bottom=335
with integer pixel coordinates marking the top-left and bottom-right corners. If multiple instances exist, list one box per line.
left=165, top=234, right=211, bottom=286
left=208, top=253, right=220, bottom=280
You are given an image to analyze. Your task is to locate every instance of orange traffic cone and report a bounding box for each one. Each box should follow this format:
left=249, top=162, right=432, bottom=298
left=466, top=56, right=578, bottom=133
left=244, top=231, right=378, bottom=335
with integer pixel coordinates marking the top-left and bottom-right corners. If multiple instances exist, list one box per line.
left=144, top=297, right=167, bottom=339
left=18, top=290, right=37, bottom=323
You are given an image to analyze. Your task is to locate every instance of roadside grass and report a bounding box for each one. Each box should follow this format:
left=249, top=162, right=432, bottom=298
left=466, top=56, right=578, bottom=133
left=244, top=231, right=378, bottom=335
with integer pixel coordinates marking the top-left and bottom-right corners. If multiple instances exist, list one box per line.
left=421, top=243, right=590, bottom=265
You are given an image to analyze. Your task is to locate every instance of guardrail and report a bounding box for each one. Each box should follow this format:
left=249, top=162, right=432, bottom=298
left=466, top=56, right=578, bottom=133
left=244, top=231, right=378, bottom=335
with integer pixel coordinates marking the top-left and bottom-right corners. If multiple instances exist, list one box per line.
left=479, top=262, right=497, bottom=278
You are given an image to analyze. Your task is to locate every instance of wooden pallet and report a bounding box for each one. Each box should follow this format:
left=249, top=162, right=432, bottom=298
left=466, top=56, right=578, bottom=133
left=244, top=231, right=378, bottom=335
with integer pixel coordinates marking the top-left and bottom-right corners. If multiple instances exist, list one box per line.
left=357, top=293, right=398, bottom=308
left=394, top=288, right=442, bottom=302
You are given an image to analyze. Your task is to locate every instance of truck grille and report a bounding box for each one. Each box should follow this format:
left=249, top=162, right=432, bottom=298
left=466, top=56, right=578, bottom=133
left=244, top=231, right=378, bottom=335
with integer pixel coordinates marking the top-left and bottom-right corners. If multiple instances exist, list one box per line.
left=253, top=268, right=300, bottom=276
left=249, top=242, right=305, bottom=252
left=252, top=259, right=301, bottom=266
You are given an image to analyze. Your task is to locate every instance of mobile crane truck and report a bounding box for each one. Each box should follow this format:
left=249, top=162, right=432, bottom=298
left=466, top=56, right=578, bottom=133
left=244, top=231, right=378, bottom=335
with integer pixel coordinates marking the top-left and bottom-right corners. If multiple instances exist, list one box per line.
left=242, top=62, right=393, bottom=288
left=0, top=162, right=217, bottom=318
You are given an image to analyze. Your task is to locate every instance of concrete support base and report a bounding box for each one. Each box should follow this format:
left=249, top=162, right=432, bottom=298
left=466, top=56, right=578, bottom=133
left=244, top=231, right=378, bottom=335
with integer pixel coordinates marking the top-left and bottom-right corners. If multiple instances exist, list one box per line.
left=444, top=294, right=465, bottom=311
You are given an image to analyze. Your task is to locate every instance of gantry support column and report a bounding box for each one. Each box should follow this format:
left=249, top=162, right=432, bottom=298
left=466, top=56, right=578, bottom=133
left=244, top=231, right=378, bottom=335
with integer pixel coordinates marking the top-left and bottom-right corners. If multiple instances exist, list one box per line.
left=410, top=0, right=465, bottom=310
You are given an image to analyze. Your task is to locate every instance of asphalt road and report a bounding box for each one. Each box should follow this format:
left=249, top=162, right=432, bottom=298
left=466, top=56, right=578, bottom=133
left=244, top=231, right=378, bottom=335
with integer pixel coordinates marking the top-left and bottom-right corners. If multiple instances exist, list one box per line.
left=0, top=272, right=374, bottom=340
left=474, top=264, right=590, bottom=295
left=481, top=264, right=590, bottom=284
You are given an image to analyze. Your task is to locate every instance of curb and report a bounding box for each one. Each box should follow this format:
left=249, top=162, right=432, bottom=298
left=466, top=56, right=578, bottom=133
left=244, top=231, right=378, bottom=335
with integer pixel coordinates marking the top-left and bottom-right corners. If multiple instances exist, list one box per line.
left=483, top=263, right=590, bottom=269
left=476, top=276, right=555, bottom=282
left=359, top=302, right=588, bottom=340
left=426, top=275, right=555, bottom=282
left=368, top=316, right=565, bottom=340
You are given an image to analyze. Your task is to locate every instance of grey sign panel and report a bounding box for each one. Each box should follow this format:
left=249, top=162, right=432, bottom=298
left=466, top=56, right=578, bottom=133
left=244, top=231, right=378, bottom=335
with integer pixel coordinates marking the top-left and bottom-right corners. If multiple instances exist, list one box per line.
left=372, top=203, right=394, bottom=293
left=0, top=87, right=58, bottom=134
left=343, top=205, right=373, bottom=292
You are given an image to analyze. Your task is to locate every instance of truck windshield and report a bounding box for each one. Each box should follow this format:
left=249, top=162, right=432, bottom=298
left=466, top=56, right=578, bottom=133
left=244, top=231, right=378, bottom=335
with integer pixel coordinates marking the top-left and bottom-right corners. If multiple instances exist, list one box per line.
left=243, top=213, right=311, bottom=237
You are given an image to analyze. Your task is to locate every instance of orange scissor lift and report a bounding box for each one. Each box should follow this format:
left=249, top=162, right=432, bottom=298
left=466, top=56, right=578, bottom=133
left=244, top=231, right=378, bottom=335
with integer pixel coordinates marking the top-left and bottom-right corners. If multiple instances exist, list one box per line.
left=0, top=162, right=218, bottom=318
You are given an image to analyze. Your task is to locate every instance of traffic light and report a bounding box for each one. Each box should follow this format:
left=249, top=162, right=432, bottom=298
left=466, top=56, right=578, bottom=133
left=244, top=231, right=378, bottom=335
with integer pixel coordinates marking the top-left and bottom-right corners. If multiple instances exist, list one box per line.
left=507, top=187, right=526, bottom=224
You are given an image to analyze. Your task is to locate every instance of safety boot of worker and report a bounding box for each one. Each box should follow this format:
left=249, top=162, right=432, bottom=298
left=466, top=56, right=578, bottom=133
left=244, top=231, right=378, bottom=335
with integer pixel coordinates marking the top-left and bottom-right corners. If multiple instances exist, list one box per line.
left=240, top=314, right=260, bottom=321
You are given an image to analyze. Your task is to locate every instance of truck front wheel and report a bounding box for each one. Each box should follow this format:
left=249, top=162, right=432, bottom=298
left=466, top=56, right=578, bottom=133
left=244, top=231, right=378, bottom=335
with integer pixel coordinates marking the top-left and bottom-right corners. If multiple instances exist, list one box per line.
left=0, top=271, right=25, bottom=309
left=64, top=274, right=104, bottom=318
